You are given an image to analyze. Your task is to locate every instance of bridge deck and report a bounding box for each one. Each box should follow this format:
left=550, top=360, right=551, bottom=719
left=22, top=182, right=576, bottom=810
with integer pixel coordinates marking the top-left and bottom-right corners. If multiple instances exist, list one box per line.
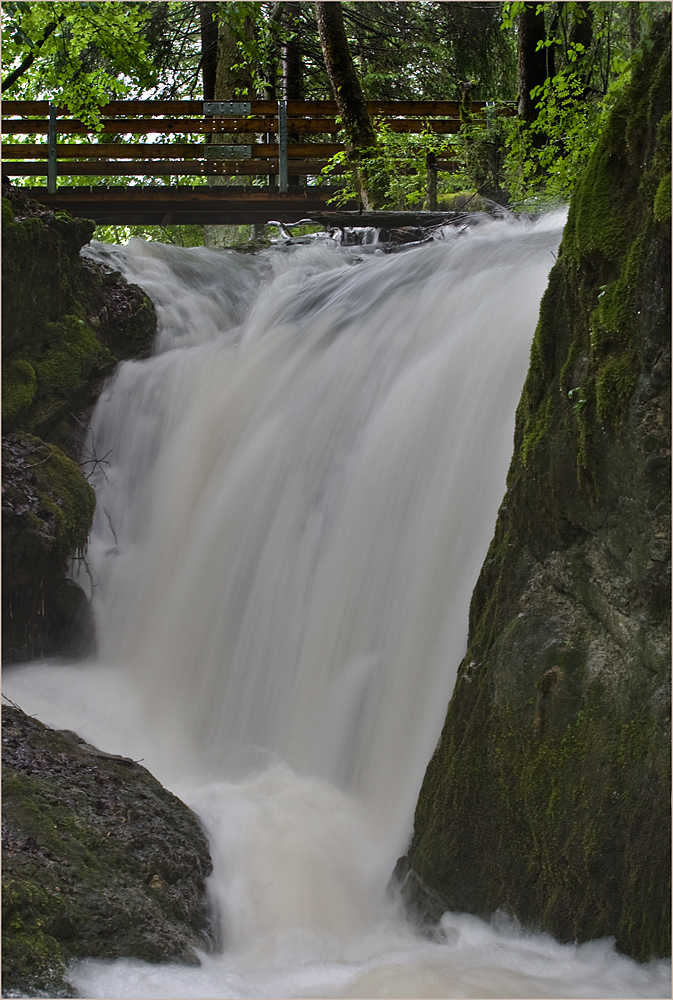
left=11, top=185, right=355, bottom=226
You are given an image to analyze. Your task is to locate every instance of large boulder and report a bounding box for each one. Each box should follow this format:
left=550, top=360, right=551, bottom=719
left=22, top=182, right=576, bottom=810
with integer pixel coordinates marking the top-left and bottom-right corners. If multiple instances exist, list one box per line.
left=395, top=16, right=670, bottom=962
left=2, top=704, right=214, bottom=998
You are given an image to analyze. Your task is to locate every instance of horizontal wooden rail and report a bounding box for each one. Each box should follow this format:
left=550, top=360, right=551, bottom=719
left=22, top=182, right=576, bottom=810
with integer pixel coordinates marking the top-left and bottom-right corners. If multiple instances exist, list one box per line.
left=2, top=99, right=489, bottom=117
left=4, top=160, right=336, bottom=176
left=2, top=142, right=347, bottom=159
left=2, top=117, right=472, bottom=136
left=3, top=157, right=456, bottom=178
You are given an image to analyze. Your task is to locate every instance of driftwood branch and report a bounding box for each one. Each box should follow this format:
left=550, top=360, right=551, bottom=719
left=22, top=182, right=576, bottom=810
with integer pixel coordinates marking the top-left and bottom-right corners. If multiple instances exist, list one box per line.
left=308, top=210, right=470, bottom=229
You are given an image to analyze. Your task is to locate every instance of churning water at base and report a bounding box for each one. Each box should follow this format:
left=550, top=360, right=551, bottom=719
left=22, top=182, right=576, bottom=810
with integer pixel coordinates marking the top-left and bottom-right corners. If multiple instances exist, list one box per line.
left=4, top=216, right=670, bottom=999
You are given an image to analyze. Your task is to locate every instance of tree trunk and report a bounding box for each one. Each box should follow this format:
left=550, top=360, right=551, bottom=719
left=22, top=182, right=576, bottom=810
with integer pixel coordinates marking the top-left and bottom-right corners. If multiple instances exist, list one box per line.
left=629, top=2, right=641, bottom=53
left=314, top=0, right=380, bottom=209
left=214, top=16, right=254, bottom=102
left=282, top=2, right=302, bottom=100
left=199, top=3, right=218, bottom=101
left=283, top=2, right=303, bottom=185
left=570, top=1, right=594, bottom=55
left=569, top=1, right=595, bottom=94
left=546, top=6, right=561, bottom=80
left=517, top=2, right=548, bottom=126
left=425, top=152, right=438, bottom=212
left=204, top=13, right=257, bottom=248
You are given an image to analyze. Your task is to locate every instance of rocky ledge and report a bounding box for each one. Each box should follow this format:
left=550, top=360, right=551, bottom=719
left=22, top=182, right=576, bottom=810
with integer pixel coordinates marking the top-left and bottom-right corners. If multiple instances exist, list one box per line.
left=2, top=703, right=215, bottom=998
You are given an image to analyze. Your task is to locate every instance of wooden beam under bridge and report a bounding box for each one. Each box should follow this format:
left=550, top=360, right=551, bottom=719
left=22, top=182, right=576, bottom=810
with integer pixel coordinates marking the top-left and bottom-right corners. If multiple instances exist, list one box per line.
left=13, top=185, right=357, bottom=226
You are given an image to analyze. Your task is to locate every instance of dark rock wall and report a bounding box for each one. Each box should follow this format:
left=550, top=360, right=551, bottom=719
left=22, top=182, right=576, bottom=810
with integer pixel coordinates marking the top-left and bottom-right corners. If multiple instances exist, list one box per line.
left=2, top=185, right=157, bottom=661
left=2, top=704, right=214, bottom=998
left=396, top=17, right=670, bottom=961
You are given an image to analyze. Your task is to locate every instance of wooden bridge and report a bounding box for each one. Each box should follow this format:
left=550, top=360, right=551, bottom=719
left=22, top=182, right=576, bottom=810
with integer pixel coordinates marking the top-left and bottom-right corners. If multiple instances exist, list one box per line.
left=1, top=99, right=492, bottom=226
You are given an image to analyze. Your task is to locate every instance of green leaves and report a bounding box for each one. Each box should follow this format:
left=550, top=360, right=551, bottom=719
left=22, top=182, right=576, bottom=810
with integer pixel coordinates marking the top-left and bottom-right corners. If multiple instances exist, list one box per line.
left=320, top=115, right=460, bottom=211
left=1, top=2, right=157, bottom=122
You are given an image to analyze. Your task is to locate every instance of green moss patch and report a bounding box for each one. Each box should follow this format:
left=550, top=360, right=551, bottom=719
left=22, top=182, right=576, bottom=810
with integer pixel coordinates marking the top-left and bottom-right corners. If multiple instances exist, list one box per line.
left=653, top=172, right=671, bottom=221
left=595, top=354, right=638, bottom=426
left=2, top=358, right=37, bottom=427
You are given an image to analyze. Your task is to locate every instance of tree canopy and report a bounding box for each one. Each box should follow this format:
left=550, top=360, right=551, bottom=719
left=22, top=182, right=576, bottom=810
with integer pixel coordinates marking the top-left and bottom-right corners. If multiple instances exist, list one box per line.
left=2, top=2, right=668, bottom=220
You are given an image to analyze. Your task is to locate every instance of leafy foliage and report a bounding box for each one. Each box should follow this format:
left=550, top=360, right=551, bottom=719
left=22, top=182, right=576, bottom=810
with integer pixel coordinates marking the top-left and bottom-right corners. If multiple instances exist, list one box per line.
left=1, top=2, right=157, bottom=125
left=491, top=1, right=669, bottom=204
left=93, top=223, right=207, bottom=247
left=320, top=117, right=462, bottom=211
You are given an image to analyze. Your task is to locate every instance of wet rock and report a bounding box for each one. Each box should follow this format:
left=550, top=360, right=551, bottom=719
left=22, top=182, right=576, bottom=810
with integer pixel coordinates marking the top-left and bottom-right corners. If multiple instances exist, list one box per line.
left=2, top=435, right=95, bottom=663
left=397, top=14, right=671, bottom=962
left=2, top=703, right=215, bottom=998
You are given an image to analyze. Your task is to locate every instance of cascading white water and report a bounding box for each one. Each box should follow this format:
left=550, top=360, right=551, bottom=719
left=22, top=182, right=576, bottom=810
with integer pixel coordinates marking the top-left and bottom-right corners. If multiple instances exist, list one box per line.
left=4, top=216, right=670, bottom=999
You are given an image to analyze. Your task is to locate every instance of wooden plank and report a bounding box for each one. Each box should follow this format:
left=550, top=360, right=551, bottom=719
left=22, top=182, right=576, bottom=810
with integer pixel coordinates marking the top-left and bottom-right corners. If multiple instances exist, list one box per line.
left=13, top=185, right=357, bottom=225
left=2, top=142, right=347, bottom=159
left=2, top=117, right=474, bottom=137
left=18, top=184, right=341, bottom=201
left=1, top=118, right=301, bottom=135
left=2, top=160, right=338, bottom=177
left=1, top=98, right=489, bottom=117
left=2, top=118, right=278, bottom=135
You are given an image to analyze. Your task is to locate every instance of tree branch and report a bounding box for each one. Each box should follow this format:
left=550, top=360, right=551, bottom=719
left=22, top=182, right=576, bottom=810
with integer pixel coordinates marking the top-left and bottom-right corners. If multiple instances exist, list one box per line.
left=2, top=14, right=65, bottom=93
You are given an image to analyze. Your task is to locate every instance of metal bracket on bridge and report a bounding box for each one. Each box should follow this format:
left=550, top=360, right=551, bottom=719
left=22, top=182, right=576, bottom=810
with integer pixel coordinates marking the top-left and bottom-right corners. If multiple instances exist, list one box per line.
left=278, top=100, right=288, bottom=194
left=203, top=145, right=252, bottom=159
left=203, top=102, right=252, bottom=117
left=48, top=103, right=57, bottom=194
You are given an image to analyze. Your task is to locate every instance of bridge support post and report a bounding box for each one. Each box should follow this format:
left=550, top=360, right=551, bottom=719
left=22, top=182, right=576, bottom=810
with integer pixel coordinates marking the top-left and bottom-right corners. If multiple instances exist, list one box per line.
left=48, top=103, right=57, bottom=194
left=278, top=100, right=288, bottom=194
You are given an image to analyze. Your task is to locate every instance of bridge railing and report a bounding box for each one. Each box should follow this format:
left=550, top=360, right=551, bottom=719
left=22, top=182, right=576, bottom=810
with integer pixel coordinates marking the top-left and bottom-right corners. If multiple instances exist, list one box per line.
left=1, top=99, right=488, bottom=193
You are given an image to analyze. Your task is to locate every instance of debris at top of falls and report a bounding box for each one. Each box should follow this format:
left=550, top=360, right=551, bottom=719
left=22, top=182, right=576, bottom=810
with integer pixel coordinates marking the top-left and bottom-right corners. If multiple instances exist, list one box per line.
left=310, top=210, right=472, bottom=229
left=303, top=207, right=511, bottom=252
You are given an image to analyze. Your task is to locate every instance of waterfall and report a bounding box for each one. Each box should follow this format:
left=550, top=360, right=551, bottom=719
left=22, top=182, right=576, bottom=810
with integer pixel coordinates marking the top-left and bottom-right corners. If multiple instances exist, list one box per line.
left=4, top=216, right=669, bottom=999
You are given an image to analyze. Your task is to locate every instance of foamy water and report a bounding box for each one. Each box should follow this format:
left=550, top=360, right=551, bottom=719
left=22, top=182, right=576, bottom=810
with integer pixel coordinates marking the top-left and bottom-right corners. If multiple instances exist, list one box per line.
left=4, top=216, right=669, bottom=998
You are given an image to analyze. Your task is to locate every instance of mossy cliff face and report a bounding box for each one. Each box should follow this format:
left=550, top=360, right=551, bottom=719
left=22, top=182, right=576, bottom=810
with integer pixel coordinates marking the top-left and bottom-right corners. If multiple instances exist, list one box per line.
left=2, top=704, right=214, bottom=998
left=2, top=185, right=157, bottom=661
left=396, top=19, right=670, bottom=962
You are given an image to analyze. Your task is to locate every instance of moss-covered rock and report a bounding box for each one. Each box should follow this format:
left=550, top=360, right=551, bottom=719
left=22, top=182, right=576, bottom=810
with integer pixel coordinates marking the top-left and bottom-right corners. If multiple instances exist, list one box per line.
left=2, top=184, right=157, bottom=662
left=2, top=184, right=156, bottom=452
left=396, top=16, right=671, bottom=962
left=2, top=436, right=96, bottom=662
left=2, top=704, right=214, bottom=998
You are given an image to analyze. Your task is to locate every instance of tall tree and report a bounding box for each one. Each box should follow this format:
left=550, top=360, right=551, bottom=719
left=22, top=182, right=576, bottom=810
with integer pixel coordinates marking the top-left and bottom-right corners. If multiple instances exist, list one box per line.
left=517, top=2, right=549, bottom=125
left=282, top=1, right=302, bottom=100
left=315, top=0, right=380, bottom=208
left=199, top=2, right=218, bottom=101
left=282, top=2, right=303, bottom=185
left=568, top=2, right=595, bottom=95
left=204, top=7, right=258, bottom=247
